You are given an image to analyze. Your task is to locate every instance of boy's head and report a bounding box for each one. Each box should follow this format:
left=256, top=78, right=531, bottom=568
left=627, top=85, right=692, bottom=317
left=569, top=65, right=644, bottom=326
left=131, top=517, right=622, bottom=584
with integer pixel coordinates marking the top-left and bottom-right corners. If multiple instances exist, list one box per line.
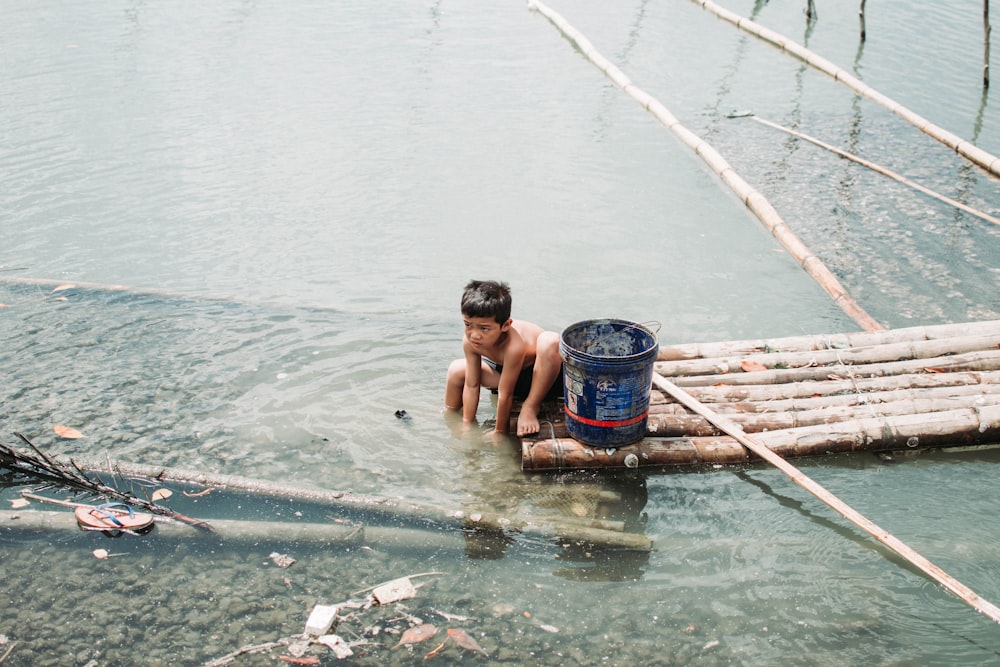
left=461, top=280, right=512, bottom=325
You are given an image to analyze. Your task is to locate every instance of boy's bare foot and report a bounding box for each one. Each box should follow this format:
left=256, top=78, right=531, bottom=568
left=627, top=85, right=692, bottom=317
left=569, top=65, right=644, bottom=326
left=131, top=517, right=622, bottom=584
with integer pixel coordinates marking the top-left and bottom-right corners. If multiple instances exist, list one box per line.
left=516, top=405, right=541, bottom=436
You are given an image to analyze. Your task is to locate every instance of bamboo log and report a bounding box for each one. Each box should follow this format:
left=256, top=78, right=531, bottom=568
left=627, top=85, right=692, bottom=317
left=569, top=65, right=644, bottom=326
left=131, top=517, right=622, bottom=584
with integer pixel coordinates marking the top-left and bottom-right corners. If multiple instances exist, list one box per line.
left=0, top=510, right=471, bottom=552
left=670, top=370, right=1000, bottom=403
left=657, top=333, right=1000, bottom=378
left=528, top=0, right=884, bottom=333
left=651, top=373, right=1000, bottom=625
left=73, top=460, right=652, bottom=551
left=653, top=381, right=1000, bottom=414
left=528, top=385, right=1000, bottom=439
left=522, top=403, right=1000, bottom=471
left=647, top=394, right=1000, bottom=437
left=668, top=350, right=1000, bottom=387
left=657, top=320, right=1000, bottom=362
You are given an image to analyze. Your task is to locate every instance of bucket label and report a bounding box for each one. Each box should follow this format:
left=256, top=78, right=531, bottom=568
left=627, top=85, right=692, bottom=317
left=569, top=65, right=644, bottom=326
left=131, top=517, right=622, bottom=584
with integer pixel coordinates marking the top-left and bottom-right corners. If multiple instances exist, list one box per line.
left=563, top=367, right=651, bottom=421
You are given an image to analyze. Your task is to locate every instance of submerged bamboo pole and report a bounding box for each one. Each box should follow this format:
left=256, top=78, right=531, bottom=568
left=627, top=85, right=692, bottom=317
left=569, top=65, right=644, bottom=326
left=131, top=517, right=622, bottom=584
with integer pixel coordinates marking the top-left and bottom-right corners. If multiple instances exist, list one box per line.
left=693, top=0, right=1000, bottom=177
left=651, top=373, right=1000, bottom=625
left=72, top=460, right=652, bottom=551
left=0, top=509, right=468, bottom=552
left=740, top=114, right=1000, bottom=228
left=528, top=0, right=884, bottom=333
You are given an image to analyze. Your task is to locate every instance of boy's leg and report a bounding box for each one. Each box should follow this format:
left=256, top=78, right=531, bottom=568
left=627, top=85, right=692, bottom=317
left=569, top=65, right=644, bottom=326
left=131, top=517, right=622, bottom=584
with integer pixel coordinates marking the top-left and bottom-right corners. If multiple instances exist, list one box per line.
left=516, top=332, right=562, bottom=436
left=445, top=359, right=502, bottom=410
left=444, top=358, right=466, bottom=410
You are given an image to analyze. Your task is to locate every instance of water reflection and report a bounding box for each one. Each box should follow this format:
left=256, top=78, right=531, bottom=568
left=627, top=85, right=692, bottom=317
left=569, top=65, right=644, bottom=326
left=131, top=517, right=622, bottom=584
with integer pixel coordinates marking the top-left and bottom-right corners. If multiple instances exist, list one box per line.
left=443, top=406, right=651, bottom=578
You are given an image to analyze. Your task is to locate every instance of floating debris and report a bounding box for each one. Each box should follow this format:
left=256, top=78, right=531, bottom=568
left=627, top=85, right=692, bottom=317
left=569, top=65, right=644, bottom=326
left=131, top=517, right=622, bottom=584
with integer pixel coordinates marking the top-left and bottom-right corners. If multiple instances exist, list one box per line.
left=372, top=577, right=417, bottom=605
left=391, top=623, right=437, bottom=649
left=53, top=425, right=84, bottom=439
left=315, top=635, right=353, bottom=659
left=447, top=628, right=488, bottom=655
left=269, top=552, right=296, bottom=568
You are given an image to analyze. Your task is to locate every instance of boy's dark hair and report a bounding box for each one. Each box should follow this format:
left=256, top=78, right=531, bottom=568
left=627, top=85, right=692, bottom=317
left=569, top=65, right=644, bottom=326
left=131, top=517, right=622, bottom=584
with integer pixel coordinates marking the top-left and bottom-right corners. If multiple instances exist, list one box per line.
left=461, top=280, right=512, bottom=324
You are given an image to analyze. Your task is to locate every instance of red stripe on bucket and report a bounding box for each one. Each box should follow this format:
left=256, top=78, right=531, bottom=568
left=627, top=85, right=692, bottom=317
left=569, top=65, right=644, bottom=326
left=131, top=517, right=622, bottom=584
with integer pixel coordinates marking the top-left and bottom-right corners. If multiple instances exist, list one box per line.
left=564, top=407, right=649, bottom=429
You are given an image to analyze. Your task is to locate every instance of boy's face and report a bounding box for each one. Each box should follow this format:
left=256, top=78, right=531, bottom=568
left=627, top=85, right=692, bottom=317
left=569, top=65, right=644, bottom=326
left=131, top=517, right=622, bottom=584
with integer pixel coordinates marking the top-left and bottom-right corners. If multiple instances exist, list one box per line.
left=463, top=315, right=510, bottom=350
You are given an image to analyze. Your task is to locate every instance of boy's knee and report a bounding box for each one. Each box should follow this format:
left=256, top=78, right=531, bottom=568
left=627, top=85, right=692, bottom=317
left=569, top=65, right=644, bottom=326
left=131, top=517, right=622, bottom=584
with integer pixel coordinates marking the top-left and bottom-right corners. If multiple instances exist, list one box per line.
left=538, top=332, right=560, bottom=359
left=447, top=358, right=466, bottom=382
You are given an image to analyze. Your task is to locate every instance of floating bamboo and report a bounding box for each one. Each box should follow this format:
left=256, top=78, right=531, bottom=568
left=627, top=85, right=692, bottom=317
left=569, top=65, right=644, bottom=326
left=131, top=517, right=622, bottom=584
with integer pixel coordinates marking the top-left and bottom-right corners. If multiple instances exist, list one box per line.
left=523, top=404, right=1000, bottom=470
left=522, top=320, right=1000, bottom=469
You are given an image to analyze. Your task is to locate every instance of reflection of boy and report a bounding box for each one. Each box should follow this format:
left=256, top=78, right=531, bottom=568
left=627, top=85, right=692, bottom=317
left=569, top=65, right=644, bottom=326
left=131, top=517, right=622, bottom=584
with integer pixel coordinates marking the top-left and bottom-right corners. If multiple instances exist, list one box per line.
left=445, top=280, right=562, bottom=436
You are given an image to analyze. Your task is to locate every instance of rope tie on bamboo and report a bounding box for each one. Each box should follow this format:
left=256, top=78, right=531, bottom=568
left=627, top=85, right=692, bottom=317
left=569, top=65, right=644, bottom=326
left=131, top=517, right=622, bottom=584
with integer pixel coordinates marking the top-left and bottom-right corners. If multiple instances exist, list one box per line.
left=528, top=0, right=885, bottom=334
left=835, top=351, right=878, bottom=420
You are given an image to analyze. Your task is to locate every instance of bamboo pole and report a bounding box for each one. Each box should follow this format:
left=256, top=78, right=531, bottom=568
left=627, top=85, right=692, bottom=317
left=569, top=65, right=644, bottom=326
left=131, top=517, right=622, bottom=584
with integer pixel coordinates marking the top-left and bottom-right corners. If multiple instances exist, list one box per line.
left=693, top=0, right=1000, bottom=177
left=650, top=373, right=1000, bottom=625
left=986, top=0, right=992, bottom=88
left=668, top=349, right=1000, bottom=387
left=739, top=114, right=1000, bottom=228
left=670, top=370, right=1000, bottom=403
left=527, top=0, right=884, bottom=333
left=657, top=332, right=1000, bottom=378
left=657, top=320, right=1000, bottom=361
left=523, top=402, right=1000, bottom=470
left=0, top=509, right=468, bottom=552
left=72, top=460, right=652, bottom=551
left=860, top=0, right=867, bottom=42
left=646, top=393, right=1000, bottom=437
left=655, top=381, right=1000, bottom=414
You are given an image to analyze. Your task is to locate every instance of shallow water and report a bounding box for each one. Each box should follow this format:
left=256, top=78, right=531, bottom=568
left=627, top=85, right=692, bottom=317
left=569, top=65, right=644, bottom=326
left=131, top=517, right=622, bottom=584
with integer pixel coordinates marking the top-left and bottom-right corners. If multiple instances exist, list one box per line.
left=2, top=0, right=1000, bottom=665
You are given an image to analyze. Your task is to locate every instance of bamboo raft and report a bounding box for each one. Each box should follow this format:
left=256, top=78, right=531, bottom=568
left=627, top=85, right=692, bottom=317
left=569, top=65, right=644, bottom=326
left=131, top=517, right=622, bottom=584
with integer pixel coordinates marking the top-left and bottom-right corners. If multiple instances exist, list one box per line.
left=520, top=320, right=1000, bottom=471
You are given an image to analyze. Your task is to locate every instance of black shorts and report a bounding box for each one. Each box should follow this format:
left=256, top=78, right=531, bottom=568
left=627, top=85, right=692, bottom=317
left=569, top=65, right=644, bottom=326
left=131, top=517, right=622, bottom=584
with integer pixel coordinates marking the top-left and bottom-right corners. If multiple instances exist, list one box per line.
left=485, top=358, right=563, bottom=401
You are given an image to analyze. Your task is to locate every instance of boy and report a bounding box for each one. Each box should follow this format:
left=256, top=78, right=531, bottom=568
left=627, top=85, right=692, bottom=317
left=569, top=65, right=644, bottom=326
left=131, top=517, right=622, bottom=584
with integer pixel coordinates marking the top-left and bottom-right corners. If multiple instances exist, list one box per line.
left=445, top=280, right=563, bottom=437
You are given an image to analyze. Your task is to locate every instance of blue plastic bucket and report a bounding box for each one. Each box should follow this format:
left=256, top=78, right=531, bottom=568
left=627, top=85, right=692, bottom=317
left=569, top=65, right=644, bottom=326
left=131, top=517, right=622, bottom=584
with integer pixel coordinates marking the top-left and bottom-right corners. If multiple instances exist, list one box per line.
left=559, top=319, right=659, bottom=448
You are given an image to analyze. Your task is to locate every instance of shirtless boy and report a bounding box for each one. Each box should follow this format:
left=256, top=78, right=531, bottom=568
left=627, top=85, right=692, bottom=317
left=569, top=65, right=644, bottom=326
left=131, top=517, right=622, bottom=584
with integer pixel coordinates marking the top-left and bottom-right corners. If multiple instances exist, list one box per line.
left=445, top=280, right=563, bottom=437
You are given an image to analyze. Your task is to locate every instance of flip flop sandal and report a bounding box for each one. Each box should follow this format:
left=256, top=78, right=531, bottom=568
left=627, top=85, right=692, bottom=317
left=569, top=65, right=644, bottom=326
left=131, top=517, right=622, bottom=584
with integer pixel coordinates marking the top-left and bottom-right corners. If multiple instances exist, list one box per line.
left=75, top=502, right=155, bottom=537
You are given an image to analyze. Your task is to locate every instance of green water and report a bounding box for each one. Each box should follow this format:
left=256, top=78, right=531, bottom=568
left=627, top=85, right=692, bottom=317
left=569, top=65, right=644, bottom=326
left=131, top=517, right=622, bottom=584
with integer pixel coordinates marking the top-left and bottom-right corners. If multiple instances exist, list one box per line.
left=1, top=0, right=999, bottom=664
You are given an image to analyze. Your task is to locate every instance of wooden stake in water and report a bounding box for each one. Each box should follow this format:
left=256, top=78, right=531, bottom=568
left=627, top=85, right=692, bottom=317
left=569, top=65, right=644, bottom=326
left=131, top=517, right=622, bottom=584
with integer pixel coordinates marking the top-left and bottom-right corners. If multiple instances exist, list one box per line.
left=652, top=372, right=1000, bottom=626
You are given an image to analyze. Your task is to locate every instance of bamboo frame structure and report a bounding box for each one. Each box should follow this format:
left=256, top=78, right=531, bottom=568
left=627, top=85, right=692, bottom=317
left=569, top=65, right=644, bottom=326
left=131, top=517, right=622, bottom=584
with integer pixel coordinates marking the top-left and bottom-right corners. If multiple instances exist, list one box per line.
left=528, top=0, right=884, bottom=333
left=693, top=0, right=1000, bottom=176
left=521, top=319, right=1000, bottom=471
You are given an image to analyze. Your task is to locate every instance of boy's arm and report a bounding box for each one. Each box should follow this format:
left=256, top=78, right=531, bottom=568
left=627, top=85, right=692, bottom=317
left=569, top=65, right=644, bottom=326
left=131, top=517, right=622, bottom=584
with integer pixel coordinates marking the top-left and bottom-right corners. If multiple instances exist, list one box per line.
left=462, top=344, right=482, bottom=423
left=492, top=341, right=526, bottom=435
